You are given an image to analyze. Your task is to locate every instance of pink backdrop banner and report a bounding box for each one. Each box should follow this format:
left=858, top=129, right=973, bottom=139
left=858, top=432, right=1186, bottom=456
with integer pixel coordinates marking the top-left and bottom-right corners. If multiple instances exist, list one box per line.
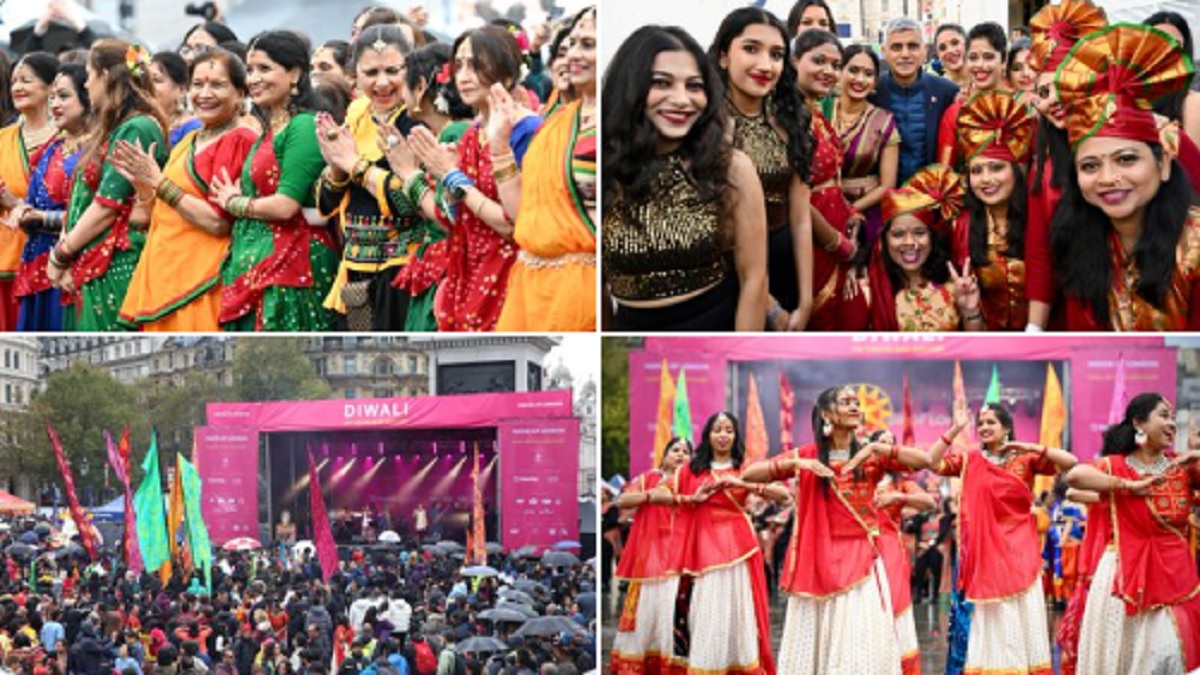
left=206, top=390, right=574, bottom=432
left=195, top=427, right=260, bottom=545
left=498, top=418, right=580, bottom=550
left=628, top=351, right=728, bottom=478
left=630, top=337, right=1176, bottom=467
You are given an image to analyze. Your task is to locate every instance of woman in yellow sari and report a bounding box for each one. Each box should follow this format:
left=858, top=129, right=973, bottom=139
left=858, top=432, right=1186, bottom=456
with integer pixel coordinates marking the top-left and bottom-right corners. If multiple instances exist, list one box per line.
left=494, top=6, right=596, bottom=331
left=112, top=48, right=256, bottom=331
left=0, top=52, right=59, bottom=331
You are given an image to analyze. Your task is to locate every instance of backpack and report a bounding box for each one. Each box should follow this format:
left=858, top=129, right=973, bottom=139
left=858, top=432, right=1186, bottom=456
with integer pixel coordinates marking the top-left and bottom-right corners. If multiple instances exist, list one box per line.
left=413, top=640, right=437, bottom=675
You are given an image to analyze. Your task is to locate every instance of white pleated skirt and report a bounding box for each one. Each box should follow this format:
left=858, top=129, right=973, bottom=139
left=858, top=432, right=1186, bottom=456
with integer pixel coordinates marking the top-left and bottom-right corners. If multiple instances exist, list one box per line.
left=896, top=605, right=920, bottom=673
left=964, top=578, right=1052, bottom=674
left=612, top=576, right=682, bottom=670
left=777, top=558, right=902, bottom=675
left=688, top=560, right=763, bottom=673
left=1076, top=549, right=1186, bottom=675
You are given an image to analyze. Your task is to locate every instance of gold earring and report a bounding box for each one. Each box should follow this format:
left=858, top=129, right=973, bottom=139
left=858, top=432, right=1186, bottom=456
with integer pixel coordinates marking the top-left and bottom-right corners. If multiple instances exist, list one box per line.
left=291, top=81, right=299, bottom=96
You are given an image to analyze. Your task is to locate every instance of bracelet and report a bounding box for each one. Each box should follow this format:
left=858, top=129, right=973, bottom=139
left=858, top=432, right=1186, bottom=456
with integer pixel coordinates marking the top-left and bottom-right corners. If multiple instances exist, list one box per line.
left=940, top=432, right=954, bottom=446
left=768, top=457, right=781, bottom=481
left=227, top=196, right=253, bottom=219
left=442, top=168, right=475, bottom=197
left=835, top=233, right=856, bottom=260
left=823, top=232, right=843, bottom=252
left=350, top=158, right=372, bottom=185
left=753, top=484, right=765, bottom=497
left=135, top=191, right=155, bottom=206
left=766, top=301, right=784, bottom=327
left=490, top=148, right=515, bottom=163
left=323, top=168, right=351, bottom=190
left=493, top=163, right=519, bottom=183
left=48, top=247, right=68, bottom=269
left=1110, top=475, right=1126, bottom=492
left=155, top=178, right=185, bottom=208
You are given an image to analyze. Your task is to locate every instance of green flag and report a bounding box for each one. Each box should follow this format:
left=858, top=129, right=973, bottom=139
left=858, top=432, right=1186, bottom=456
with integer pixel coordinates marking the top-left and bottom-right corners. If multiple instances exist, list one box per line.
left=672, top=368, right=692, bottom=443
left=133, top=431, right=170, bottom=574
left=177, top=453, right=213, bottom=594
left=984, top=365, right=1002, bottom=405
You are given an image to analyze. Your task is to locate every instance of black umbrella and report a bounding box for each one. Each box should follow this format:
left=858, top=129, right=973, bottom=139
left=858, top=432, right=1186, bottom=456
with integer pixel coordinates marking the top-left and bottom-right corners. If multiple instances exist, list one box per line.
left=456, top=636, right=509, bottom=654
left=485, top=542, right=503, bottom=554
left=496, top=600, right=538, bottom=619
left=477, top=608, right=527, bottom=623
left=498, top=588, right=535, bottom=605
left=574, top=592, right=596, bottom=620
left=541, top=551, right=579, bottom=567
left=19, top=531, right=38, bottom=544
left=514, top=545, right=538, bottom=558
left=512, top=579, right=546, bottom=593
left=5, top=543, right=36, bottom=559
left=8, top=19, right=113, bottom=55
left=512, top=616, right=583, bottom=638
left=33, top=523, right=51, bottom=536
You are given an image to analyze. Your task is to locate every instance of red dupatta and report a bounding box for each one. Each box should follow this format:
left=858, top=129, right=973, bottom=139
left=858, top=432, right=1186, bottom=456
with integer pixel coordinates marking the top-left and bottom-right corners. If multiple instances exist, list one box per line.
left=614, top=470, right=685, bottom=580
left=778, top=444, right=880, bottom=599
left=219, top=128, right=337, bottom=326
left=958, top=451, right=1043, bottom=601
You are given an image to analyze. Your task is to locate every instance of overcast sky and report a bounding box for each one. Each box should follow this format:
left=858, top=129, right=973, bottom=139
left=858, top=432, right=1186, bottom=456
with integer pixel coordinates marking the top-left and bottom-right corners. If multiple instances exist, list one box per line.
left=547, top=335, right=599, bottom=387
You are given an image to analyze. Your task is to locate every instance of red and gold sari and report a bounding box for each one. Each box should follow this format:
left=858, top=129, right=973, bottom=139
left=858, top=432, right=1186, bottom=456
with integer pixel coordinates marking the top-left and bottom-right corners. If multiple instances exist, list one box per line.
left=952, top=212, right=1028, bottom=330
left=807, top=108, right=863, bottom=330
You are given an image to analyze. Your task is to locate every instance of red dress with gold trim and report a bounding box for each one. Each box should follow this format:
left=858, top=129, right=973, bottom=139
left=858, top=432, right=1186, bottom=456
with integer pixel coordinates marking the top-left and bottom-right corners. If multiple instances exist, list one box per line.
left=807, top=108, right=863, bottom=330
left=952, top=212, right=1028, bottom=330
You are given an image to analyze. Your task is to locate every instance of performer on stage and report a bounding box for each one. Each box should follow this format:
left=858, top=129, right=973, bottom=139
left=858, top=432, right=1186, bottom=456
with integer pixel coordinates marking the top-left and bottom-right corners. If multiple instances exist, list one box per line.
left=930, top=399, right=1077, bottom=675
left=611, top=436, right=695, bottom=675
left=1064, top=393, right=1200, bottom=673
left=675, top=412, right=787, bottom=675
left=742, top=386, right=929, bottom=673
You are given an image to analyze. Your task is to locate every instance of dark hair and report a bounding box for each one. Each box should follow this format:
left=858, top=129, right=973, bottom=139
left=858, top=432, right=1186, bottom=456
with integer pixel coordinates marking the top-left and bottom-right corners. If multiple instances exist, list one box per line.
left=658, top=436, right=693, bottom=468
left=934, top=24, right=966, bottom=43
left=1147, top=12, right=1195, bottom=124
left=881, top=215, right=953, bottom=290
left=967, top=21, right=1007, bottom=57
left=85, top=40, right=168, bottom=166
left=786, top=0, right=836, bottom=37
left=1011, top=25, right=1031, bottom=39
left=843, top=43, right=880, bottom=75
left=246, top=30, right=332, bottom=123
left=548, top=24, right=571, bottom=65
left=601, top=26, right=731, bottom=210
left=55, top=63, right=91, bottom=113
left=965, top=159, right=1027, bottom=267
left=190, top=47, right=249, bottom=96
left=14, top=52, right=59, bottom=87
left=317, top=40, right=350, bottom=70
left=1050, top=143, right=1194, bottom=327
left=350, top=25, right=412, bottom=72
left=405, top=43, right=474, bottom=120
left=812, top=386, right=861, bottom=489
left=314, top=79, right=351, bottom=124
left=1101, top=392, right=1167, bottom=456
left=1032, top=115, right=1072, bottom=194
left=790, top=28, right=843, bottom=94
left=1006, top=38, right=1030, bottom=80
left=689, top=412, right=744, bottom=473
left=709, top=8, right=813, bottom=182
left=0, top=52, right=15, bottom=127
left=219, top=40, right=248, bottom=63
left=183, top=22, right=239, bottom=47
left=977, top=403, right=1014, bottom=442
left=152, top=51, right=189, bottom=87
left=451, top=26, right=523, bottom=91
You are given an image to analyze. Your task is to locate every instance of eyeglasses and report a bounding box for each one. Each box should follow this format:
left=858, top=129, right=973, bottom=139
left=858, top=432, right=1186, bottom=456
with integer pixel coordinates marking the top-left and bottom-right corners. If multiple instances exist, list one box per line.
left=180, top=44, right=212, bottom=58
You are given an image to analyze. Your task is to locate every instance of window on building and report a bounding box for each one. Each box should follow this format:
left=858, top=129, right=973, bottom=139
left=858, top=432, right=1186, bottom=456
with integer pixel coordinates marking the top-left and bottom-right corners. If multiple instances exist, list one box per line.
left=5, top=384, right=11, bottom=404
left=345, top=356, right=357, bottom=374
left=374, top=359, right=393, bottom=376
left=408, top=356, right=417, bottom=373
left=374, top=389, right=394, bottom=399
left=345, top=389, right=356, bottom=399
left=12, top=353, right=18, bottom=370
left=314, top=358, right=326, bottom=375
left=3, top=351, right=9, bottom=369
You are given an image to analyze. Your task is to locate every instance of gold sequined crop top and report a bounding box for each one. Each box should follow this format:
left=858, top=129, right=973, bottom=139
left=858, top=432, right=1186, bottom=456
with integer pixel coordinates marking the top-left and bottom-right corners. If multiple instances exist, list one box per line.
left=602, top=155, right=729, bottom=302
left=729, top=103, right=791, bottom=230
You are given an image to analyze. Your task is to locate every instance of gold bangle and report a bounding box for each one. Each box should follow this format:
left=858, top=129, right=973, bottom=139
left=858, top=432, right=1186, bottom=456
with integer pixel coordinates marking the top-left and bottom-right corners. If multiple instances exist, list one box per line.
left=323, top=168, right=351, bottom=190
left=493, top=163, right=519, bottom=183
left=350, top=158, right=372, bottom=184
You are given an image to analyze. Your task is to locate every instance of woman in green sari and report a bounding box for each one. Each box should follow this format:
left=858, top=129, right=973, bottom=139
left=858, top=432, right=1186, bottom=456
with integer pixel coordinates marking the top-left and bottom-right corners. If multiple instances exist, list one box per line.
left=46, top=40, right=168, bottom=331
left=210, top=30, right=339, bottom=331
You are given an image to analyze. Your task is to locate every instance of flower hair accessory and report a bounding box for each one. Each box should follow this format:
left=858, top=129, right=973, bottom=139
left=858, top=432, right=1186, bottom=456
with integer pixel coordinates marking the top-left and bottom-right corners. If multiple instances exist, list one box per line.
left=125, top=44, right=151, bottom=79
left=436, top=62, right=452, bottom=85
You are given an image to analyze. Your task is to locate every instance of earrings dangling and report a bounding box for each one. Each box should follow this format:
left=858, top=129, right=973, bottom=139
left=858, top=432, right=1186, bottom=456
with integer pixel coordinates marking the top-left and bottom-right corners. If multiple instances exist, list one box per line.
left=1135, top=428, right=1147, bottom=447
left=290, top=81, right=300, bottom=97
left=822, top=419, right=833, bottom=437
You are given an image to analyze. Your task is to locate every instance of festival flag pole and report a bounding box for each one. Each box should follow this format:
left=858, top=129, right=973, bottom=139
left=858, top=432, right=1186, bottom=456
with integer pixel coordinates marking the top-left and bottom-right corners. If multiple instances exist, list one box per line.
left=471, top=442, right=486, bottom=565
left=1036, top=363, right=1068, bottom=496
left=902, top=369, right=916, bottom=446
left=984, top=365, right=1002, bottom=405
left=652, top=359, right=675, bottom=468
left=744, top=374, right=769, bottom=464
left=178, top=451, right=213, bottom=594
left=780, top=371, right=795, bottom=452
left=45, top=421, right=98, bottom=561
left=105, top=430, right=143, bottom=573
left=307, top=448, right=339, bottom=582
left=133, top=430, right=170, bottom=581
left=1108, top=353, right=1128, bottom=425
left=672, top=368, right=692, bottom=445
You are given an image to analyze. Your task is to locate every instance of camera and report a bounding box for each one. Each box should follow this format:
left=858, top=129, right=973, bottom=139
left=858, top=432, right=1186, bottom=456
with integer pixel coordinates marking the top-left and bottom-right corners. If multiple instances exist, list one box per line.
left=184, top=2, right=218, bottom=20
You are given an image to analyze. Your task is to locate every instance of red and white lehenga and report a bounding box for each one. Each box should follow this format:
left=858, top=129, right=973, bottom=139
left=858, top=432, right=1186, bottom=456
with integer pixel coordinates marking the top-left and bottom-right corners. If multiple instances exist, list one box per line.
left=935, top=449, right=1056, bottom=675
left=775, top=444, right=902, bottom=674
left=1076, top=456, right=1200, bottom=674
left=1054, top=492, right=1112, bottom=675
left=676, top=461, right=775, bottom=675
left=877, top=476, right=927, bottom=674
left=612, top=469, right=687, bottom=675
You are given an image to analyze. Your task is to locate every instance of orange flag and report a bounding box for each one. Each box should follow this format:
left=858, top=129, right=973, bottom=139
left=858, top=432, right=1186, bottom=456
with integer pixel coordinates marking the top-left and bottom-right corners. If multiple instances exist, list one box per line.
left=902, top=369, right=915, bottom=446
left=1039, top=363, right=1066, bottom=448
left=471, top=443, right=486, bottom=564
left=780, top=371, right=795, bottom=451
left=652, top=359, right=675, bottom=468
left=745, top=374, right=769, bottom=464
left=163, top=458, right=185, bottom=585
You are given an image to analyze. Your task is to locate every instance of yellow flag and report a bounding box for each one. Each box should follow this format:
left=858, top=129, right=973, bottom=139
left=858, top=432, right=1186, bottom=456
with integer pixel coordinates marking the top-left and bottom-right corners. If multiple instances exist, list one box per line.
left=652, top=359, right=675, bottom=468
left=1039, top=363, right=1066, bottom=448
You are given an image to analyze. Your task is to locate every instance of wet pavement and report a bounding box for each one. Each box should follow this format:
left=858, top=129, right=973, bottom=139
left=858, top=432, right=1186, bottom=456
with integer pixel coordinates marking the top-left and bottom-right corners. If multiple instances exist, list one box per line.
left=601, top=584, right=1064, bottom=674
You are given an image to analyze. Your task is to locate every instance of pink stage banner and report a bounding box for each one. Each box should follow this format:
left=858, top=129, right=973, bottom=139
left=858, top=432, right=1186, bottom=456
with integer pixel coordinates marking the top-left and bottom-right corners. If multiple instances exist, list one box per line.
left=628, top=351, right=727, bottom=478
left=1070, top=348, right=1176, bottom=461
left=206, top=390, right=573, bottom=432
left=195, top=427, right=259, bottom=545
left=498, top=419, right=580, bottom=550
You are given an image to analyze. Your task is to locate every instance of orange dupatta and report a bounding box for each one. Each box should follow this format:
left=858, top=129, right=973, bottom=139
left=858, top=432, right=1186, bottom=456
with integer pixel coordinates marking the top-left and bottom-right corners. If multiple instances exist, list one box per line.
left=0, top=124, right=34, bottom=278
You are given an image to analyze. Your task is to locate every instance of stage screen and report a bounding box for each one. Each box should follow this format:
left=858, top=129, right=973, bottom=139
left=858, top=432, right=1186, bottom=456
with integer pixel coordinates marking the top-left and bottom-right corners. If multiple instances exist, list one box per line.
left=195, top=426, right=260, bottom=545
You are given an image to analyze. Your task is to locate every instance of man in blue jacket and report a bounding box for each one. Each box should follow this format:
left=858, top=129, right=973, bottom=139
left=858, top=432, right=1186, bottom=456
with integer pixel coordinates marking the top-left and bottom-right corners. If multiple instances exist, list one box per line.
left=870, top=16, right=959, bottom=184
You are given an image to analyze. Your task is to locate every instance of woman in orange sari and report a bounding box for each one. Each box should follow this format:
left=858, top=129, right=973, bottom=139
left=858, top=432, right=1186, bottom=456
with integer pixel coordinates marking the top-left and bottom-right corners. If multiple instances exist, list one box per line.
left=113, top=48, right=256, bottom=330
left=743, top=386, right=929, bottom=673
left=931, top=399, right=1077, bottom=674
left=494, top=6, right=596, bottom=331
left=0, top=52, right=59, bottom=331
left=611, top=436, right=693, bottom=675
left=1065, top=392, right=1200, bottom=673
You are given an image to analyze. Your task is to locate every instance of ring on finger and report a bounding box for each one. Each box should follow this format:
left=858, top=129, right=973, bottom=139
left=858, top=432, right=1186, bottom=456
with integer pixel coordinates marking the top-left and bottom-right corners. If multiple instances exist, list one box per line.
left=386, top=134, right=399, bottom=149
left=325, top=129, right=339, bottom=141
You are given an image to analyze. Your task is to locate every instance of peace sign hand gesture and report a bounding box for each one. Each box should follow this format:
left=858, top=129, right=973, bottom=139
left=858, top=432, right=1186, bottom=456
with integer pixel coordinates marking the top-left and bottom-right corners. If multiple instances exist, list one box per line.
left=947, top=260, right=981, bottom=314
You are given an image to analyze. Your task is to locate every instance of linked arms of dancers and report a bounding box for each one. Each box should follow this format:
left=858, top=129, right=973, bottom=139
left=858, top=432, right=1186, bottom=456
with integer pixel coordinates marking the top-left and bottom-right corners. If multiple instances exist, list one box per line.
left=1066, top=449, right=1200, bottom=495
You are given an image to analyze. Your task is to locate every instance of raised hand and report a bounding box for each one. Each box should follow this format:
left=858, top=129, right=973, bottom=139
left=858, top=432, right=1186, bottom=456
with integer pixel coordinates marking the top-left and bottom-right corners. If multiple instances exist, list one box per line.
left=314, top=112, right=359, bottom=175
left=952, top=397, right=970, bottom=434
left=486, top=83, right=518, bottom=151
left=947, top=259, right=981, bottom=314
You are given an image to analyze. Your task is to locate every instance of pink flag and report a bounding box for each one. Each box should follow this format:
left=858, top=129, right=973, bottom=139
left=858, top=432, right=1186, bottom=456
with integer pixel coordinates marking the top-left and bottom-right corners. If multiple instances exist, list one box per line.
left=1108, top=354, right=1128, bottom=425
left=46, top=422, right=97, bottom=561
left=780, top=372, right=795, bottom=451
left=105, top=431, right=143, bottom=573
left=307, top=450, right=339, bottom=582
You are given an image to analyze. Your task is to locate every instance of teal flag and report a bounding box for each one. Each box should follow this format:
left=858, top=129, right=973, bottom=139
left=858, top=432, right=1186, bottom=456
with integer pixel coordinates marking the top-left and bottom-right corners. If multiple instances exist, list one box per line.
left=133, top=431, right=169, bottom=573
left=177, top=453, right=213, bottom=594
left=984, top=366, right=1002, bottom=405
left=672, top=368, right=692, bottom=443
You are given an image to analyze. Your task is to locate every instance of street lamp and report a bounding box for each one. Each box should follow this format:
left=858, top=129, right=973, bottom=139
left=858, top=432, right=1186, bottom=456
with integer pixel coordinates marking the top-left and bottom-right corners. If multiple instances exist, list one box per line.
left=79, top=457, right=89, bottom=506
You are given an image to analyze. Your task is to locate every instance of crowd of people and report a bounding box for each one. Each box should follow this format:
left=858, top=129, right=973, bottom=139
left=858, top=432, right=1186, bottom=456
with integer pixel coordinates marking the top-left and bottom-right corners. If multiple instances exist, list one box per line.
left=600, top=0, right=1200, bottom=332
left=0, top=519, right=597, bottom=674
left=605, top=388, right=1200, bottom=674
left=0, top=3, right=597, bottom=332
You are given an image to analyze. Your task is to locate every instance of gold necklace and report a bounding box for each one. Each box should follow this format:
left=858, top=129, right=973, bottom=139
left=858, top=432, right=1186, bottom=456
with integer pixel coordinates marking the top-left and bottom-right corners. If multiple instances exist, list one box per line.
left=269, top=111, right=291, bottom=136
left=197, top=118, right=239, bottom=143
left=835, top=102, right=866, bottom=135
left=22, top=119, right=55, bottom=149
